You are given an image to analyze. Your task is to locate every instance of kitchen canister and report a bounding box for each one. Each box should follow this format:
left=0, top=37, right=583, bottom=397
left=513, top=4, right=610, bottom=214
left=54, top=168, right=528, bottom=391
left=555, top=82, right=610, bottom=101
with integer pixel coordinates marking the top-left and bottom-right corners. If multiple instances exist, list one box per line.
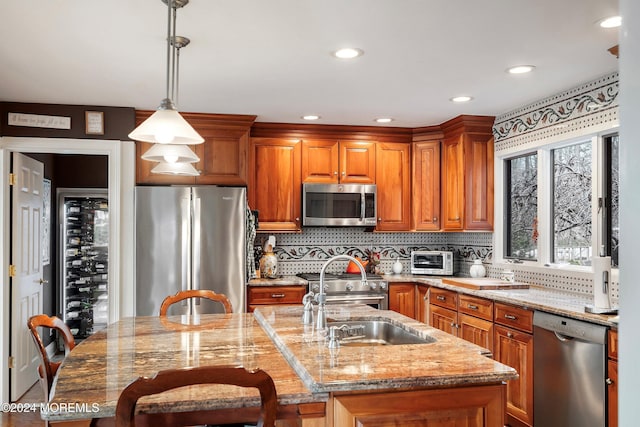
left=259, top=239, right=278, bottom=279
left=392, top=257, right=403, bottom=274
left=469, top=259, right=486, bottom=278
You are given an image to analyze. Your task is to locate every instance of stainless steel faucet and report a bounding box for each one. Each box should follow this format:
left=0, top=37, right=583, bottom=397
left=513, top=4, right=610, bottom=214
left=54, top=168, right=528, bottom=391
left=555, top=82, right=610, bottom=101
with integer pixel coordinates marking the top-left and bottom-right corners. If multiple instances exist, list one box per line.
left=316, top=254, right=367, bottom=331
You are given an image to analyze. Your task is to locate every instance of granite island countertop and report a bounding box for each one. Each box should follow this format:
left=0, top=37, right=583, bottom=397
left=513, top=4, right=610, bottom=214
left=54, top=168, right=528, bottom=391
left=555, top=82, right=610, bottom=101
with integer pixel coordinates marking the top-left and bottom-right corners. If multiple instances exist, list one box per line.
left=254, top=304, right=518, bottom=394
left=44, top=314, right=328, bottom=422
left=44, top=305, right=517, bottom=423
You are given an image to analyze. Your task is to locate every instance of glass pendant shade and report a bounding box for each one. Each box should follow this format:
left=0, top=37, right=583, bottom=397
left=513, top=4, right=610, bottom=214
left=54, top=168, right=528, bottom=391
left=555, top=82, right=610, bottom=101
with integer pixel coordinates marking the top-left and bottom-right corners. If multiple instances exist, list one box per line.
left=128, top=102, right=204, bottom=145
left=141, top=143, right=199, bottom=163
left=151, top=162, right=199, bottom=176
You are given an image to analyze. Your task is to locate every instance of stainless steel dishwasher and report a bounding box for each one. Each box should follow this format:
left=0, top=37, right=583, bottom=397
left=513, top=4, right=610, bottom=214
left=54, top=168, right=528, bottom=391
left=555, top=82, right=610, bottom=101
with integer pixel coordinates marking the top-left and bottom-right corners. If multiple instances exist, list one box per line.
left=533, top=311, right=608, bottom=427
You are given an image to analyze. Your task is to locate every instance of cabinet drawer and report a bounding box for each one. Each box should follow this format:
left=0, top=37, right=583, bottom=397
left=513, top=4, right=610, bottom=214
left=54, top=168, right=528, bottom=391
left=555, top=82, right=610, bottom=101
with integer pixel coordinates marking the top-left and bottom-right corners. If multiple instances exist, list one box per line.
left=608, top=329, right=618, bottom=360
left=458, top=294, right=493, bottom=321
left=429, top=288, right=457, bottom=310
left=248, top=286, right=307, bottom=305
left=494, top=303, right=533, bottom=333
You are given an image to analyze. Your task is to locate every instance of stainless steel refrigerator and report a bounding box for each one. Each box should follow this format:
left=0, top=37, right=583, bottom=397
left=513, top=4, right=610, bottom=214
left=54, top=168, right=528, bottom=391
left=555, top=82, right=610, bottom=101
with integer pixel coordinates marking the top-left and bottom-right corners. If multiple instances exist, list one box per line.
left=135, top=186, right=247, bottom=316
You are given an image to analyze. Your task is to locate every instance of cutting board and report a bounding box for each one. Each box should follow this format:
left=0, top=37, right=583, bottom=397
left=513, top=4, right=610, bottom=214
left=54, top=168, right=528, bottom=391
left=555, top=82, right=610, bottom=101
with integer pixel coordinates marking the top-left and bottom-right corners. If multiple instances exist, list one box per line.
left=441, top=277, right=529, bottom=290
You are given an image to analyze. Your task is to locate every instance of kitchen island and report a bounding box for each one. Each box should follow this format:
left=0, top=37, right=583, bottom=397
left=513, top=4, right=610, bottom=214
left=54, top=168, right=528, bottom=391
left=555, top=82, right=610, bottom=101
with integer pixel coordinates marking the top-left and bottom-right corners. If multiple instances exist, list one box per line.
left=45, top=305, right=517, bottom=426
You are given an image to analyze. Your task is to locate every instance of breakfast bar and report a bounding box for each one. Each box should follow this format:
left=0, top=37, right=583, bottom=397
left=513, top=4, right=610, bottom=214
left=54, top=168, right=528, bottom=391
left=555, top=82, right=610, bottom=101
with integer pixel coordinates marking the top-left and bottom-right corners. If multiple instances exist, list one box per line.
left=45, top=305, right=517, bottom=426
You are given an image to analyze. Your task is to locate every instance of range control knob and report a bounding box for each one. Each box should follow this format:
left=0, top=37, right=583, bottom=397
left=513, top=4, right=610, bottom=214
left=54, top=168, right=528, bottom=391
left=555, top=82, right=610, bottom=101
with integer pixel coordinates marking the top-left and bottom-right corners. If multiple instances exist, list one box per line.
left=369, top=282, right=378, bottom=290
left=312, top=284, right=320, bottom=292
left=380, top=282, right=388, bottom=290
left=323, top=284, right=330, bottom=292
left=346, top=283, right=354, bottom=291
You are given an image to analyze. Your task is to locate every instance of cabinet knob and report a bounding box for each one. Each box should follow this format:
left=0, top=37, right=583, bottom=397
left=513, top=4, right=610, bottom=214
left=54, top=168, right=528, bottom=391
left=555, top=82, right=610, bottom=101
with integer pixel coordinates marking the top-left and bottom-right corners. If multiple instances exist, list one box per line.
left=378, top=217, right=382, bottom=222
left=436, top=295, right=446, bottom=301
left=504, top=314, right=517, bottom=321
left=453, top=217, right=460, bottom=221
left=606, top=378, right=614, bottom=386
left=342, top=171, right=346, bottom=176
left=295, top=217, right=300, bottom=222
left=507, top=332, right=514, bottom=338
left=468, top=304, right=478, bottom=310
left=270, top=293, right=286, bottom=298
left=433, top=217, right=438, bottom=222
left=334, top=171, right=338, bottom=176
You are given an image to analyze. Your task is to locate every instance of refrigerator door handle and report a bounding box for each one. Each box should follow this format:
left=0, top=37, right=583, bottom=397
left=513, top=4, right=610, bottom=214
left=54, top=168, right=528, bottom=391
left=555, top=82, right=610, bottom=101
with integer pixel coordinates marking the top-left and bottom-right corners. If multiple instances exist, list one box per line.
left=181, top=197, right=191, bottom=294
left=192, top=195, right=202, bottom=292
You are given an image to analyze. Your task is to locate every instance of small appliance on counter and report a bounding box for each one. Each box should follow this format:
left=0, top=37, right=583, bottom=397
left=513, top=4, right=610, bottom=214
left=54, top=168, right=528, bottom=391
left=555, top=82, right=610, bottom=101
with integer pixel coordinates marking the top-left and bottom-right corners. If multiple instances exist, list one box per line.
left=585, top=248, right=618, bottom=314
left=410, top=250, right=453, bottom=275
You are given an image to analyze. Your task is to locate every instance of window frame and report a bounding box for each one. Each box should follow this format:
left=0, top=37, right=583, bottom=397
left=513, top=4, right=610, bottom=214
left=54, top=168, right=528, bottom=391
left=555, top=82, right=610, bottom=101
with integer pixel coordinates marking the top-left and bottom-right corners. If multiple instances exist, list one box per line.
left=495, top=130, right=619, bottom=275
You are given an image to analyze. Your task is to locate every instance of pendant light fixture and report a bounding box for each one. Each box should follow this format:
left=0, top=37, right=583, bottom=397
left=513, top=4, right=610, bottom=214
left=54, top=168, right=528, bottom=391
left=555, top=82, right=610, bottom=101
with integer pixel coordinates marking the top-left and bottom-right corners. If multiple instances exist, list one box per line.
left=129, top=0, right=203, bottom=176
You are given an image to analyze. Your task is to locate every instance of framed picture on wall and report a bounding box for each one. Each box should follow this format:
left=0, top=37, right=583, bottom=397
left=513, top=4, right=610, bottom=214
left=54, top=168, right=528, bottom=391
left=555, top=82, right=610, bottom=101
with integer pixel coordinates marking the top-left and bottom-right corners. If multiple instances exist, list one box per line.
left=85, top=111, right=104, bottom=135
left=42, top=178, right=51, bottom=265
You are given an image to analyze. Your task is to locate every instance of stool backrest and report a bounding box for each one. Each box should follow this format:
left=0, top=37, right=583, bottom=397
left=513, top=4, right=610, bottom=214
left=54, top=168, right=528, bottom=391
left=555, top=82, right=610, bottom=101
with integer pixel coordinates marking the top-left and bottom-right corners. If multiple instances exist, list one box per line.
left=115, top=365, right=277, bottom=427
left=27, top=314, right=76, bottom=401
left=159, top=289, right=233, bottom=316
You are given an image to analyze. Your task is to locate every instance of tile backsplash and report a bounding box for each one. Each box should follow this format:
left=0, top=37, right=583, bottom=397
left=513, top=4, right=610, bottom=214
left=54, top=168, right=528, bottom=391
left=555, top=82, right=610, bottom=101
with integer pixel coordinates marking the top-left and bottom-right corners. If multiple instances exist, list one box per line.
left=254, top=228, right=492, bottom=277
left=254, top=228, right=618, bottom=302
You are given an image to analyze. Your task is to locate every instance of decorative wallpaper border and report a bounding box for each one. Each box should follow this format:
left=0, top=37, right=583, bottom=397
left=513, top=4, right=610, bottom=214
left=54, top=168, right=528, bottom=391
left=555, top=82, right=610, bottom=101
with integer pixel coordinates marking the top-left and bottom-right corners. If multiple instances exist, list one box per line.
left=492, top=72, right=619, bottom=153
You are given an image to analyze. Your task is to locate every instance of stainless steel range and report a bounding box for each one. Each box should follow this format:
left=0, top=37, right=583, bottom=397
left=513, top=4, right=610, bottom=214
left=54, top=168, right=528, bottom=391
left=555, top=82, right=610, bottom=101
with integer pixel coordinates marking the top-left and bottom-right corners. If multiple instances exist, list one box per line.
left=297, top=272, right=389, bottom=310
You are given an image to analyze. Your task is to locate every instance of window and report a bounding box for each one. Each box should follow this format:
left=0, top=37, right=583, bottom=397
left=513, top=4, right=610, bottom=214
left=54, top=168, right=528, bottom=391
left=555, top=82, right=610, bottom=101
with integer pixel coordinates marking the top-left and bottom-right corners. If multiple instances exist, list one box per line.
left=505, top=153, right=538, bottom=260
left=503, top=132, right=619, bottom=268
left=553, top=141, right=592, bottom=265
left=604, top=134, right=619, bottom=266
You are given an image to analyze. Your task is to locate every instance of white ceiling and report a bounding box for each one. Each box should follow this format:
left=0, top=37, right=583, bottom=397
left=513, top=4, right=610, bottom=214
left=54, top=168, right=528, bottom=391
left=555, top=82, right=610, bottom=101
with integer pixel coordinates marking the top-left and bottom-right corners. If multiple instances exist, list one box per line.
left=0, top=0, right=619, bottom=128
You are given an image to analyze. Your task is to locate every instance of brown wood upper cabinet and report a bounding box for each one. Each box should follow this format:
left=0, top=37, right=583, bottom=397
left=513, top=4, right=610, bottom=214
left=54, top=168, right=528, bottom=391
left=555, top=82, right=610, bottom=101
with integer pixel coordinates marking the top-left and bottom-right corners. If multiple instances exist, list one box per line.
left=248, top=137, right=301, bottom=232
left=375, top=142, right=411, bottom=231
left=301, top=139, right=376, bottom=184
left=440, top=116, right=494, bottom=231
left=412, top=138, right=441, bottom=231
left=135, top=111, right=256, bottom=185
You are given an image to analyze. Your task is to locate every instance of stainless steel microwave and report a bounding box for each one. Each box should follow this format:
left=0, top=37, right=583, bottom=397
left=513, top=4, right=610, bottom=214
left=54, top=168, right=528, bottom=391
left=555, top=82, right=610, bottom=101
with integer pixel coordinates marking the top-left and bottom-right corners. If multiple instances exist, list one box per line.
left=302, top=183, right=377, bottom=227
left=410, top=250, right=454, bottom=275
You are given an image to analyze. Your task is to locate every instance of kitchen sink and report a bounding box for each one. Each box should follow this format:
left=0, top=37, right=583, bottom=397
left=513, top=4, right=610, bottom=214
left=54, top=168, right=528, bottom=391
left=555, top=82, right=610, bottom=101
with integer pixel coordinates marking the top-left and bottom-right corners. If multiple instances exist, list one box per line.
left=327, top=320, right=436, bottom=346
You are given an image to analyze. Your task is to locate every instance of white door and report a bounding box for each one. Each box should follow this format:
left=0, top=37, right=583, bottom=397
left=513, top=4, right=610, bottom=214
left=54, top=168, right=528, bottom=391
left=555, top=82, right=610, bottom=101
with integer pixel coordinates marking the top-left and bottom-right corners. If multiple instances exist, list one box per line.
left=10, top=153, right=44, bottom=400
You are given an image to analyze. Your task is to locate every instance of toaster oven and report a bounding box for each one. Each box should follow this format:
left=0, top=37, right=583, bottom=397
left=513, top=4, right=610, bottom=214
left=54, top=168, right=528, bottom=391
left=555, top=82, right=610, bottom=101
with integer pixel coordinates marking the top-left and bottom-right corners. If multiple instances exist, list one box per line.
left=410, top=251, right=453, bottom=275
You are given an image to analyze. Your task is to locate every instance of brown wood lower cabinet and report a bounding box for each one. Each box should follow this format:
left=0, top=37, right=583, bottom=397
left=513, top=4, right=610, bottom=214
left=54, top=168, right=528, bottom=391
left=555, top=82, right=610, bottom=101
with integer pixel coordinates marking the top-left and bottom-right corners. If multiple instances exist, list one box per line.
left=608, top=329, right=618, bottom=427
left=388, top=282, right=416, bottom=318
left=493, top=302, right=534, bottom=427
left=247, top=285, right=307, bottom=312
left=428, top=288, right=494, bottom=353
left=415, top=284, right=430, bottom=323
left=333, top=384, right=507, bottom=427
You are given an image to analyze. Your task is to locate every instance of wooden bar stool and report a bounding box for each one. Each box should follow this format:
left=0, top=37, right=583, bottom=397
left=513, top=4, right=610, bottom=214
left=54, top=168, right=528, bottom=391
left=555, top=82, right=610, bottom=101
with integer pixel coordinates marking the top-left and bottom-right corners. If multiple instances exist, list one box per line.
left=27, top=315, right=76, bottom=403
left=159, top=289, right=233, bottom=316
left=115, top=365, right=277, bottom=427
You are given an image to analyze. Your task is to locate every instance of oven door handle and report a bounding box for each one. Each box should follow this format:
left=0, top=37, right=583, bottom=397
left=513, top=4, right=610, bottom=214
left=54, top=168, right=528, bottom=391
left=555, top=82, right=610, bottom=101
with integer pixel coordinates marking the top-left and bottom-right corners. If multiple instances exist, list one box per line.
left=325, top=295, right=386, bottom=303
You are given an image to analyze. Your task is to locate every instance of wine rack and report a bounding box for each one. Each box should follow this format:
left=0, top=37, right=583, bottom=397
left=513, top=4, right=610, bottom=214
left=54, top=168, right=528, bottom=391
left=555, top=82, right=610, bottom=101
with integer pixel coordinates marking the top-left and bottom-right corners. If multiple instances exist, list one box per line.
left=59, top=189, right=108, bottom=341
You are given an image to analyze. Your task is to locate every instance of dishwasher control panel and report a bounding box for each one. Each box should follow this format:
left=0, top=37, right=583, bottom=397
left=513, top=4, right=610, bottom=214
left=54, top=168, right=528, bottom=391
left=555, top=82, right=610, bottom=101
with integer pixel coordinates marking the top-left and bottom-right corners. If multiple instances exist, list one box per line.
left=533, top=311, right=607, bottom=344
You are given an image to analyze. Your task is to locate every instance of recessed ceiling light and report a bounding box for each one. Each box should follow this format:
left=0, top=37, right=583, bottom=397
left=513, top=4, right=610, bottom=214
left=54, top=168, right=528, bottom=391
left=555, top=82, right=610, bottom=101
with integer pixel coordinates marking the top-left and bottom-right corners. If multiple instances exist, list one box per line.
left=333, top=48, right=364, bottom=59
left=507, top=65, right=536, bottom=74
left=599, top=16, right=622, bottom=28
left=375, top=118, right=393, bottom=123
left=450, top=96, right=473, bottom=103
left=302, top=115, right=320, bottom=121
